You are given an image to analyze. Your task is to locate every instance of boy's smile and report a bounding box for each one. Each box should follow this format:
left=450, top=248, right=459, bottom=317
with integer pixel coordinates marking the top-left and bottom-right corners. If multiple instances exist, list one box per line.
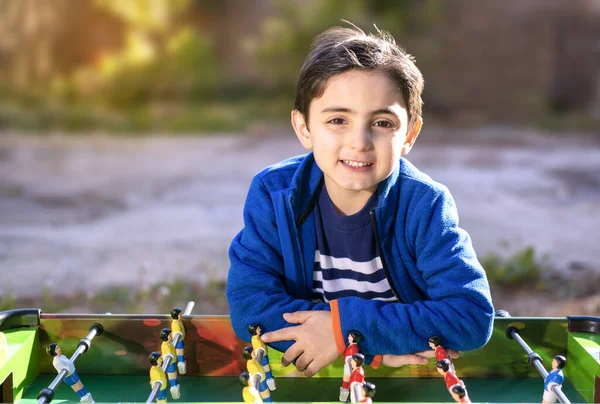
left=292, top=70, right=422, bottom=215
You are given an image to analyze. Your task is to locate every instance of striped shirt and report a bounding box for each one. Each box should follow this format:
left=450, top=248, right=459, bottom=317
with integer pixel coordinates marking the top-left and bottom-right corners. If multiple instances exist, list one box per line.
left=311, top=185, right=397, bottom=303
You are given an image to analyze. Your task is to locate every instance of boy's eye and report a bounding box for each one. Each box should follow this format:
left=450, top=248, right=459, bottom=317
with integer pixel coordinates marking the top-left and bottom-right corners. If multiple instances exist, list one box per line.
left=327, top=118, right=347, bottom=125
left=373, top=120, right=395, bottom=129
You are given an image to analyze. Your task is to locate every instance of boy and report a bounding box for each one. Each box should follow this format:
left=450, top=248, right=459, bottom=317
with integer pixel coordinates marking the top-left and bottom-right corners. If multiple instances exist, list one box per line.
left=46, top=343, right=94, bottom=403
left=227, top=23, right=494, bottom=377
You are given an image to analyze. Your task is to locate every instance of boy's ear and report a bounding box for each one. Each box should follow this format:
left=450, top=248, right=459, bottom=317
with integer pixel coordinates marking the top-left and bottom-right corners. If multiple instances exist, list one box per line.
left=291, top=109, right=312, bottom=150
left=401, top=117, right=423, bottom=156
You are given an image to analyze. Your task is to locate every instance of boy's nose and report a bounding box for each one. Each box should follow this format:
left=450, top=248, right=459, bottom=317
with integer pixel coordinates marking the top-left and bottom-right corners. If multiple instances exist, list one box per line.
left=347, top=127, right=373, bottom=151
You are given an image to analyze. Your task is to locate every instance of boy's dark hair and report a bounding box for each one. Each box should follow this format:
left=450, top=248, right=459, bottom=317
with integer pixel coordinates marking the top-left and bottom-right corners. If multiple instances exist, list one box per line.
left=46, top=343, right=59, bottom=357
left=554, top=355, right=566, bottom=369
left=451, top=384, right=466, bottom=397
left=428, top=336, right=441, bottom=346
left=294, top=23, right=424, bottom=129
left=348, top=330, right=362, bottom=344
left=351, top=353, right=365, bottom=367
left=436, top=358, right=451, bottom=372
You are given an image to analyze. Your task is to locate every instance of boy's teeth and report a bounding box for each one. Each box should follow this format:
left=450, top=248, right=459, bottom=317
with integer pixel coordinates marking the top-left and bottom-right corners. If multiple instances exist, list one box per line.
left=344, top=160, right=371, bottom=167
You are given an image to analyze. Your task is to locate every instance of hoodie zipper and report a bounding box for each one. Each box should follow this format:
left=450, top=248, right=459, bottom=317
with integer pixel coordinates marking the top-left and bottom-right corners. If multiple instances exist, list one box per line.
left=370, top=209, right=403, bottom=303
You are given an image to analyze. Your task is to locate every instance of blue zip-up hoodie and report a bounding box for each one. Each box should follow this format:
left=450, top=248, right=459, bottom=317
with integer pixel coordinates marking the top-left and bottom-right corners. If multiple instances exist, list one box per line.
left=227, top=153, right=494, bottom=364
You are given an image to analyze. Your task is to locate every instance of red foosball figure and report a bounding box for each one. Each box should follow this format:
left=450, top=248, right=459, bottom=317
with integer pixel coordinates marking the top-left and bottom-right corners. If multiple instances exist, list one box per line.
left=340, top=330, right=362, bottom=402
left=428, top=336, right=450, bottom=362
left=349, top=353, right=365, bottom=403
left=360, top=382, right=376, bottom=403
left=450, top=384, right=471, bottom=404
left=437, top=359, right=467, bottom=400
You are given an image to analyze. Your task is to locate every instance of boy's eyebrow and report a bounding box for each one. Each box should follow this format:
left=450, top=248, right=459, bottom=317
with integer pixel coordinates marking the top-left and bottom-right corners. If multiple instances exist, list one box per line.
left=320, top=106, right=400, bottom=116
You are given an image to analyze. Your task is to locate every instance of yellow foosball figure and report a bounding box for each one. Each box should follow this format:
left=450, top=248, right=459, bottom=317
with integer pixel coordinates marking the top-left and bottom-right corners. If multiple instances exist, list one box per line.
left=170, top=308, right=186, bottom=375
left=160, top=328, right=181, bottom=399
left=149, top=352, right=168, bottom=403
left=248, top=324, right=276, bottom=391
left=239, top=371, right=263, bottom=403
left=0, top=332, right=7, bottom=366
left=243, top=347, right=273, bottom=402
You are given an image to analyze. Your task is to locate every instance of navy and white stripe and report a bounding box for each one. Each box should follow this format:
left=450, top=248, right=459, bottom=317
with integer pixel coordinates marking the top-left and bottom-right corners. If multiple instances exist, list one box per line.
left=311, top=185, right=397, bottom=303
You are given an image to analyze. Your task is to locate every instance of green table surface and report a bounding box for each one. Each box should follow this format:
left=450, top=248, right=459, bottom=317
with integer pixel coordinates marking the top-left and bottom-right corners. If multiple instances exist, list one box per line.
left=20, top=374, right=586, bottom=403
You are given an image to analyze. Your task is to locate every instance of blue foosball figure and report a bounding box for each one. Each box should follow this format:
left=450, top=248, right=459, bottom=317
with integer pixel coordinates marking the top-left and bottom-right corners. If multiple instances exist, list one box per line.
left=46, top=343, right=94, bottom=403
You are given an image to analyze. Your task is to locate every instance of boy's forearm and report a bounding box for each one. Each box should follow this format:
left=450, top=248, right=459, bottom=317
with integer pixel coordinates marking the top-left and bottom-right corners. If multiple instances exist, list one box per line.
left=331, top=296, right=494, bottom=356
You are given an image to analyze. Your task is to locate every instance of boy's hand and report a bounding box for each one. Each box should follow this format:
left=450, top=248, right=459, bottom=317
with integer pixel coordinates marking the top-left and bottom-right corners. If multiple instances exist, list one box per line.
left=261, top=311, right=339, bottom=377
left=382, top=348, right=460, bottom=367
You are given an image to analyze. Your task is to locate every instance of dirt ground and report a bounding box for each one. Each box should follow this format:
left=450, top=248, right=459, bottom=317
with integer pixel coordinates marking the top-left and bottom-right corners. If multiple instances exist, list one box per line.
left=0, top=125, right=599, bottom=315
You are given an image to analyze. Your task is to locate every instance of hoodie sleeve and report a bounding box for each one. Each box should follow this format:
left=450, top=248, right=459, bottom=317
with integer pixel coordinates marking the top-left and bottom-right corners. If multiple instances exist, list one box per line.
left=331, top=186, right=494, bottom=356
left=227, top=175, right=329, bottom=353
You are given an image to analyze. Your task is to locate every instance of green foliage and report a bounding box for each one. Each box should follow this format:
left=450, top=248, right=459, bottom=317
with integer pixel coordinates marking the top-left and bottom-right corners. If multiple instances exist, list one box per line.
left=483, top=246, right=551, bottom=288
left=0, top=289, right=16, bottom=312
left=533, top=112, right=600, bottom=135
left=249, top=0, right=443, bottom=91
left=0, top=277, right=228, bottom=314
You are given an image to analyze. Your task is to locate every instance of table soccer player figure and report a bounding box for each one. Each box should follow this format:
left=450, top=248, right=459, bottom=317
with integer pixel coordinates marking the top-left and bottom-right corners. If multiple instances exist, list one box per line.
left=450, top=384, right=471, bottom=404
left=340, top=330, right=362, bottom=402
left=429, top=336, right=450, bottom=362
left=239, top=371, right=263, bottom=403
left=349, top=353, right=365, bottom=403
left=248, top=324, right=276, bottom=390
left=0, top=332, right=6, bottom=366
left=170, top=308, right=186, bottom=374
left=360, top=382, right=376, bottom=404
left=243, top=346, right=273, bottom=402
left=542, top=355, right=567, bottom=404
left=46, top=343, right=94, bottom=403
left=436, top=359, right=465, bottom=392
left=149, top=351, right=168, bottom=403
left=160, top=328, right=181, bottom=399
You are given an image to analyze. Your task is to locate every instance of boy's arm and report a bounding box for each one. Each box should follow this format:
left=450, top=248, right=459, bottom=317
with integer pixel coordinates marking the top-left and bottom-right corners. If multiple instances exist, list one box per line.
left=330, top=187, right=494, bottom=356
left=227, top=175, right=329, bottom=353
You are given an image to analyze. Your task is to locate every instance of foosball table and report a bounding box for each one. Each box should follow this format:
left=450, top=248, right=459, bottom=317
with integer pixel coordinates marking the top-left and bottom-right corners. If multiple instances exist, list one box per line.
left=1, top=307, right=599, bottom=403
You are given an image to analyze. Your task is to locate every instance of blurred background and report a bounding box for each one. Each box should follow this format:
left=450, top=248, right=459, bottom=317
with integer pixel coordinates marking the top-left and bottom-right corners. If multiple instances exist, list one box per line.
left=0, top=0, right=599, bottom=316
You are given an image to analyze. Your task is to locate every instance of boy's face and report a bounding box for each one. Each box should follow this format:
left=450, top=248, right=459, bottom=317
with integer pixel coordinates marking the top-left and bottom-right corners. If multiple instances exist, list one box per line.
left=292, top=70, right=422, bottom=207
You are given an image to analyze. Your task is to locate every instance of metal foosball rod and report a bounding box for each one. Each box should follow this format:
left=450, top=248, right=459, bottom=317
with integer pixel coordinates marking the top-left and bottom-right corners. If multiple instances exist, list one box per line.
left=146, top=302, right=195, bottom=403
left=37, top=323, right=104, bottom=404
left=505, top=325, right=571, bottom=404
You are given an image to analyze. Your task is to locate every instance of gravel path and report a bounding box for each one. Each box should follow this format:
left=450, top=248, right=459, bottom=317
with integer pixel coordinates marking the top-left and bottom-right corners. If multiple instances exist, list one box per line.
left=1, top=127, right=599, bottom=302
